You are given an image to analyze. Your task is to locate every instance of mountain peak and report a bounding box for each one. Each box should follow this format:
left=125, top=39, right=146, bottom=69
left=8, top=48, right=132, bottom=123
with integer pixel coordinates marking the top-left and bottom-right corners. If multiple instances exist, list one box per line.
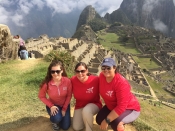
left=76, top=5, right=101, bottom=31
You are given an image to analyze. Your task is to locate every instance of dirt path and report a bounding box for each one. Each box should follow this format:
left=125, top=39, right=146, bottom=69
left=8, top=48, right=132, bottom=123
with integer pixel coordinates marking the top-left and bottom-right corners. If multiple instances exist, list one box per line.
left=7, top=109, right=136, bottom=131
left=16, top=58, right=42, bottom=71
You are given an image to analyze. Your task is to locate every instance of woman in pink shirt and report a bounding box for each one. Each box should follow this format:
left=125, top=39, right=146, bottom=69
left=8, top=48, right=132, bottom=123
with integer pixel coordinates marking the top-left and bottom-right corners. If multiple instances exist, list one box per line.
left=96, top=58, right=140, bottom=131
left=71, top=62, right=102, bottom=131
left=38, top=60, right=72, bottom=131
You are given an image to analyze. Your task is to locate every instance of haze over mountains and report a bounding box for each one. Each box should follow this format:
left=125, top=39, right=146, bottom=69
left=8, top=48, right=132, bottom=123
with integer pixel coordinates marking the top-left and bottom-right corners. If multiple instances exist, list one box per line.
left=1, top=0, right=175, bottom=39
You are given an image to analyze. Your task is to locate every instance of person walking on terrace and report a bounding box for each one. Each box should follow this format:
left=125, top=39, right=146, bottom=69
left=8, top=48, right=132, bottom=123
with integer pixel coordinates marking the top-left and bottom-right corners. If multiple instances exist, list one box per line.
left=71, top=62, right=102, bottom=131
left=96, top=58, right=140, bottom=131
left=38, top=60, right=72, bottom=131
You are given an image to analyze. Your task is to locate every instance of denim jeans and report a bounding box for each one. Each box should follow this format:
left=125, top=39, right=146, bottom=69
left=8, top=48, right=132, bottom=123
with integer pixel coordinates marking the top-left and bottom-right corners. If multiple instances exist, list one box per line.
left=46, top=104, right=71, bottom=130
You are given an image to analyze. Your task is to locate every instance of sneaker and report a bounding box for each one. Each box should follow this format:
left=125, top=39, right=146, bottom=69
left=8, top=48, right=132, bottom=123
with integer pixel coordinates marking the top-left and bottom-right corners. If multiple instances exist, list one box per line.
left=52, top=123, right=59, bottom=131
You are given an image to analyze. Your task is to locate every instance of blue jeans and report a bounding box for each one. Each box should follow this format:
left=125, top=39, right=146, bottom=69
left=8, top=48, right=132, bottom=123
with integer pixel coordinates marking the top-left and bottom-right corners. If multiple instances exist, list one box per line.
left=46, top=104, right=71, bottom=130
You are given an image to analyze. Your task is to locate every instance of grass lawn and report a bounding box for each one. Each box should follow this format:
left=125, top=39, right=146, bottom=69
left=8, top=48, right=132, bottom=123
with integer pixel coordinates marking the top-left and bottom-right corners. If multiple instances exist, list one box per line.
left=132, top=56, right=161, bottom=70
left=98, top=32, right=141, bottom=55
left=1, top=58, right=175, bottom=131
left=137, top=98, right=175, bottom=131
left=0, top=59, right=50, bottom=130
left=146, top=76, right=174, bottom=100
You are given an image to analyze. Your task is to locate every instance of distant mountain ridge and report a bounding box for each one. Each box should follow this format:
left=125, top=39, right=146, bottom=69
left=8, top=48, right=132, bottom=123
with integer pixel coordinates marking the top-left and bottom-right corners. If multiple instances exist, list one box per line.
left=4, top=0, right=175, bottom=39
left=104, top=0, right=175, bottom=38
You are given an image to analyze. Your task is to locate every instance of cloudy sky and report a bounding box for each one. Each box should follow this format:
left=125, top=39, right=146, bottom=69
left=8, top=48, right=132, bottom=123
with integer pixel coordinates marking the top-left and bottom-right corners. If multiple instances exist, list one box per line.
left=0, top=0, right=123, bottom=26
left=1, top=0, right=174, bottom=30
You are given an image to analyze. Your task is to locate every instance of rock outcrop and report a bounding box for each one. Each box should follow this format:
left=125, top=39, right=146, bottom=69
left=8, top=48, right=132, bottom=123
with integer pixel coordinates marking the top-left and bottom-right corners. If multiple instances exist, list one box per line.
left=0, top=24, right=18, bottom=62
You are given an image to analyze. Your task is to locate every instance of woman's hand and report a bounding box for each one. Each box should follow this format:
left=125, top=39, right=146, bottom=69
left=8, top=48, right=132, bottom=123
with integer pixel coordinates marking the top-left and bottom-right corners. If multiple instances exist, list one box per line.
left=100, top=119, right=108, bottom=130
left=50, top=106, right=59, bottom=116
left=62, top=110, right=66, bottom=117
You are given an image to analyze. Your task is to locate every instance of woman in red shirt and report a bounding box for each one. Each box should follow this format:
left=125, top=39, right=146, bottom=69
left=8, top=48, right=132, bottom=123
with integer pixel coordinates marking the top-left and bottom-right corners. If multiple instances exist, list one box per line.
left=96, top=58, right=140, bottom=131
left=38, top=60, right=72, bottom=131
left=71, top=62, right=102, bottom=131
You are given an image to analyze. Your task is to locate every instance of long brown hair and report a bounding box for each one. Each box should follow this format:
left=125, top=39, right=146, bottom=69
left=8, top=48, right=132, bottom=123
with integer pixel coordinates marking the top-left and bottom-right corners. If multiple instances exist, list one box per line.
left=74, top=62, right=91, bottom=76
left=40, top=60, right=67, bottom=88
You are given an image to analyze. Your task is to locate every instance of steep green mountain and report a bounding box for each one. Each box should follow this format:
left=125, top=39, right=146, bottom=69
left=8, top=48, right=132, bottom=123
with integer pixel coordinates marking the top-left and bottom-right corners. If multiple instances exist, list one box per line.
left=104, top=0, right=175, bottom=38
left=76, top=5, right=104, bottom=31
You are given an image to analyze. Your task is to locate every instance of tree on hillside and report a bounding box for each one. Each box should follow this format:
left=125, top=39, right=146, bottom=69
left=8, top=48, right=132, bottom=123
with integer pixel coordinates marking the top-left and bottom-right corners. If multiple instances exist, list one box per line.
left=88, top=18, right=106, bottom=32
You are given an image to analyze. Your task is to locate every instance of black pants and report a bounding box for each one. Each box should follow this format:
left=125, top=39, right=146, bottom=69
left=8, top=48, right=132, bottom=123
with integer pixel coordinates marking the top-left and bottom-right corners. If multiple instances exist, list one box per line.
left=96, top=105, right=138, bottom=131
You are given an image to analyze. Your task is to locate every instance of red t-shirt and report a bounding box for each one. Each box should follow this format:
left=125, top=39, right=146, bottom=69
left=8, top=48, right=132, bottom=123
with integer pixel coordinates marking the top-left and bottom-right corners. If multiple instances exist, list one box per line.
left=71, top=75, right=102, bottom=109
left=38, top=77, right=72, bottom=111
left=99, top=73, right=140, bottom=115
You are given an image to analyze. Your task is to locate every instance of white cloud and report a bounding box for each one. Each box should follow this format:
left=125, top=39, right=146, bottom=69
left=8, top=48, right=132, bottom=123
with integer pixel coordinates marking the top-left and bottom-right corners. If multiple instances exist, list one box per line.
left=142, top=0, right=159, bottom=14
left=0, top=7, right=10, bottom=24
left=173, top=0, right=175, bottom=6
left=11, top=14, right=24, bottom=26
left=0, top=0, right=122, bottom=26
left=80, top=0, right=122, bottom=15
left=153, top=19, right=168, bottom=33
left=45, top=0, right=76, bottom=14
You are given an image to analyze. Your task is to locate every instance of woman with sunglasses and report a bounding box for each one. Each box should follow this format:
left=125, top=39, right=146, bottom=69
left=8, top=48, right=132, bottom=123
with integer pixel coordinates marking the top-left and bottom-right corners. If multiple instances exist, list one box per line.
left=71, top=62, right=102, bottom=131
left=96, top=58, right=140, bottom=131
left=38, top=60, right=72, bottom=131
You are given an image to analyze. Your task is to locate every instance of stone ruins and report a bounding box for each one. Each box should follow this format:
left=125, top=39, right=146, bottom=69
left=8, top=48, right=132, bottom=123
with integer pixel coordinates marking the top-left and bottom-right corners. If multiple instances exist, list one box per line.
left=1, top=23, right=175, bottom=109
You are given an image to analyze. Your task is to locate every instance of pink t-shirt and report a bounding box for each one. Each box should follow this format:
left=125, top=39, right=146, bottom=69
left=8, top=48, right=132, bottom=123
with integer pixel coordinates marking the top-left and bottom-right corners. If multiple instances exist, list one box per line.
left=99, top=73, right=140, bottom=115
left=19, top=37, right=25, bottom=46
left=38, top=77, right=72, bottom=111
left=71, top=75, right=102, bottom=110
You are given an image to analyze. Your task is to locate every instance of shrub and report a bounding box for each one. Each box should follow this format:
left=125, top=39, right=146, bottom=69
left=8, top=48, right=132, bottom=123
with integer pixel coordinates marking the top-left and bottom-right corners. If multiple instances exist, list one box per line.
left=44, top=50, right=75, bottom=77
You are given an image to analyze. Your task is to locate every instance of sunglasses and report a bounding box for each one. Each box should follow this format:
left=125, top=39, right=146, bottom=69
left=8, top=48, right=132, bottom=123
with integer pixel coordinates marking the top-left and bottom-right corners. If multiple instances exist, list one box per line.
left=51, top=70, right=62, bottom=74
left=101, top=66, right=112, bottom=70
left=75, top=70, right=86, bottom=73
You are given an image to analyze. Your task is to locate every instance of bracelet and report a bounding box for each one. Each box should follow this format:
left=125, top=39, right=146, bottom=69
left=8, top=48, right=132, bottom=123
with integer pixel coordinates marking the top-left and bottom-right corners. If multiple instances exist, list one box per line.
left=105, top=118, right=110, bottom=124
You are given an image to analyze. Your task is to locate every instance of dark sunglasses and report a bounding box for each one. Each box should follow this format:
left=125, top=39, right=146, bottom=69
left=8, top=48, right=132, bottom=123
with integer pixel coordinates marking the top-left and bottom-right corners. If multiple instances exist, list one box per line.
left=101, top=66, right=111, bottom=70
left=75, top=70, right=86, bottom=73
left=51, top=70, right=62, bottom=74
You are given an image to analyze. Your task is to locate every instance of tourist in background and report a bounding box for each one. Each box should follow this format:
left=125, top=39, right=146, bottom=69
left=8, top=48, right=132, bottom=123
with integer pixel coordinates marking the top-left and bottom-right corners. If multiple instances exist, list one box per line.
left=16, top=35, right=25, bottom=57
left=38, top=60, right=72, bottom=131
left=19, top=46, right=28, bottom=60
left=71, top=62, right=102, bottom=131
left=96, top=58, right=140, bottom=131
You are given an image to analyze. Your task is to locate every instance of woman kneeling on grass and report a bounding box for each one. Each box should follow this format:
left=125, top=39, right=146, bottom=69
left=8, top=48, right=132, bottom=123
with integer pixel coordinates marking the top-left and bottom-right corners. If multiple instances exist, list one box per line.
left=71, top=62, right=102, bottom=131
left=38, top=60, right=72, bottom=131
left=96, top=58, right=140, bottom=131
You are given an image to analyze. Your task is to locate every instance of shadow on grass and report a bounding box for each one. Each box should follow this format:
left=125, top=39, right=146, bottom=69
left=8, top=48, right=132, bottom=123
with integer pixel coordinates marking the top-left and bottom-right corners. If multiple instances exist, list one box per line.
left=0, top=116, right=107, bottom=131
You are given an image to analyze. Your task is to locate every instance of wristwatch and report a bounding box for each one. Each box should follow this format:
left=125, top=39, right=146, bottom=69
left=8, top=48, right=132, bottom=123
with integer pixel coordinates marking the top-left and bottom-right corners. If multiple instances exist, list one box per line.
left=105, top=118, right=110, bottom=124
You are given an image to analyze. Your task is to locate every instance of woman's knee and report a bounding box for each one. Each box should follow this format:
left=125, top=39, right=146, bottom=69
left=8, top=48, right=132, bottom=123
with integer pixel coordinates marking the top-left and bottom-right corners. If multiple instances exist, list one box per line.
left=61, top=123, right=71, bottom=130
left=50, top=113, right=62, bottom=123
left=72, top=123, right=84, bottom=131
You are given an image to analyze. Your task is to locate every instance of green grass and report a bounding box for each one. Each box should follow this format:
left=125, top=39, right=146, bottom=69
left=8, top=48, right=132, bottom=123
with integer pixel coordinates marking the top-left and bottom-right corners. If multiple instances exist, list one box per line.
left=146, top=76, right=174, bottom=100
left=132, top=56, right=161, bottom=70
left=98, top=32, right=141, bottom=54
left=0, top=59, right=49, bottom=130
left=1, top=59, right=175, bottom=131
left=0, top=58, right=77, bottom=131
left=137, top=98, right=175, bottom=131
